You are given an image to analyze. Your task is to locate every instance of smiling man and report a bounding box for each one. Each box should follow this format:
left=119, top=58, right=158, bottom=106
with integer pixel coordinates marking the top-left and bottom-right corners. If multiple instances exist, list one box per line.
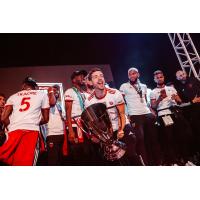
left=84, top=68, right=140, bottom=165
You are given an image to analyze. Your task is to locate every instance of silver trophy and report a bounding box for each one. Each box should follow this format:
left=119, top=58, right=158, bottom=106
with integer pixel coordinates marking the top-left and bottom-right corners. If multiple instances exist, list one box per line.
left=81, top=103, right=126, bottom=161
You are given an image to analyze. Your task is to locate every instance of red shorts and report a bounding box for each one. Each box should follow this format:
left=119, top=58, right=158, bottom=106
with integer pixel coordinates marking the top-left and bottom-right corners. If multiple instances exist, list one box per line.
left=0, top=129, right=39, bottom=166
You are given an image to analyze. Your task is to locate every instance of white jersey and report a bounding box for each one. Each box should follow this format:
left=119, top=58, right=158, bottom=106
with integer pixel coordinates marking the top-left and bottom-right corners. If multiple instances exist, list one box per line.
left=64, top=88, right=83, bottom=117
left=150, top=86, right=177, bottom=116
left=120, top=82, right=151, bottom=115
left=5, top=90, right=49, bottom=132
left=46, top=103, right=64, bottom=136
left=84, top=88, right=128, bottom=132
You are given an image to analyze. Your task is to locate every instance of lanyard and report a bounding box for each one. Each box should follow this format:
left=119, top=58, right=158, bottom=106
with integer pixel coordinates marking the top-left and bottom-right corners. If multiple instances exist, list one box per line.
left=72, top=87, right=84, bottom=112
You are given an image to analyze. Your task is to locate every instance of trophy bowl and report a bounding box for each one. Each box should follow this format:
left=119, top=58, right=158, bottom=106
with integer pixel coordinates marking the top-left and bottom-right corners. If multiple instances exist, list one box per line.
left=81, top=103, right=126, bottom=161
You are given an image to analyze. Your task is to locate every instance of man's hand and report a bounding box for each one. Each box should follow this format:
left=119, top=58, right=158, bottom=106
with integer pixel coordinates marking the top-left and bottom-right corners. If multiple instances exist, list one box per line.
left=158, top=94, right=166, bottom=102
left=91, top=136, right=100, bottom=143
left=48, top=87, right=54, bottom=94
left=171, top=94, right=179, bottom=101
left=160, top=89, right=167, bottom=99
left=171, top=94, right=182, bottom=104
left=192, top=96, right=200, bottom=103
left=117, top=130, right=124, bottom=139
left=68, top=130, right=76, bottom=143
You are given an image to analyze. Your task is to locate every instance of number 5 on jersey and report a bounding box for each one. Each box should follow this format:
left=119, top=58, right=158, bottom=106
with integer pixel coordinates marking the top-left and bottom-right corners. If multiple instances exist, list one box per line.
left=19, top=97, right=31, bottom=112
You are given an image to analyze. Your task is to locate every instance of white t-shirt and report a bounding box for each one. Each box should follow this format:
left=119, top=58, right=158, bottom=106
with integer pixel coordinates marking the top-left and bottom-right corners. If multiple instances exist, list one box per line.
left=5, top=90, right=49, bottom=132
left=64, top=88, right=83, bottom=117
left=84, top=88, right=128, bottom=132
left=120, top=82, right=151, bottom=115
left=150, top=86, right=177, bottom=116
left=46, top=103, right=64, bottom=136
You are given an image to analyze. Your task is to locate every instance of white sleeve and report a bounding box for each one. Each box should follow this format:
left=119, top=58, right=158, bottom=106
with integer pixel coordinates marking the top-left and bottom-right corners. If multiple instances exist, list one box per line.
left=41, top=93, right=50, bottom=109
left=64, top=89, right=74, bottom=101
left=119, top=84, right=125, bottom=96
left=84, top=98, right=89, bottom=108
left=114, top=90, right=125, bottom=105
left=5, top=95, right=14, bottom=106
left=150, top=90, right=156, bottom=100
left=144, top=85, right=147, bottom=95
left=170, top=87, right=178, bottom=95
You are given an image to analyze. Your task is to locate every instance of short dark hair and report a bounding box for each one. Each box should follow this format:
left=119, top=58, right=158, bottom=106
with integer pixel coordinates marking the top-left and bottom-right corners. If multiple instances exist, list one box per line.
left=22, top=77, right=38, bottom=89
left=52, top=84, right=60, bottom=90
left=88, top=68, right=103, bottom=81
left=0, top=93, right=5, bottom=98
left=70, top=70, right=87, bottom=81
left=153, top=70, right=163, bottom=76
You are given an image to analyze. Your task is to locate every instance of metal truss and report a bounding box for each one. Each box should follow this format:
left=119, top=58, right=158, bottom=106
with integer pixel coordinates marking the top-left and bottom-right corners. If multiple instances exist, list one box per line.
left=168, top=33, right=200, bottom=80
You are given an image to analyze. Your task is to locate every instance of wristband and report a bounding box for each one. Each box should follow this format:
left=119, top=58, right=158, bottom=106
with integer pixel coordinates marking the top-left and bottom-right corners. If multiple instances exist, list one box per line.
left=118, top=130, right=124, bottom=134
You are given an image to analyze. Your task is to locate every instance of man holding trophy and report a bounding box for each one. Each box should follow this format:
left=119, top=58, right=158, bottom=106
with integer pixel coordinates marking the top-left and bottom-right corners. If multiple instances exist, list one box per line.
left=82, top=68, right=141, bottom=165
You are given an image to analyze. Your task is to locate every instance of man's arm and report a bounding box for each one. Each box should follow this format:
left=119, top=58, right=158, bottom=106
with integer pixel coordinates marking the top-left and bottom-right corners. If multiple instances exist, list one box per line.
left=1, top=105, right=13, bottom=127
left=150, top=96, right=163, bottom=110
left=40, top=108, right=49, bottom=125
left=151, top=88, right=169, bottom=109
left=65, top=100, right=75, bottom=142
left=192, top=96, right=200, bottom=103
left=48, top=87, right=56, bottom=107
left=116, top=103, right=126, bottom=139
left=145, top=94, right=157, bottom=116
left=171, top=94, right=182, bottom=104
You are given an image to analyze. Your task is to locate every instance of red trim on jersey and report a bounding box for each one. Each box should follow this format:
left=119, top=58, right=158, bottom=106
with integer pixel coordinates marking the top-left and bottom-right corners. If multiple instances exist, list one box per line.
left=65, top=100, right=73, bottom=102
left=88, top=92, right=95, bottom=101
left=42, top=107, right=50, bottom=110
left=95, top=88, right=107, bottom=100
left=107, top=102, right=125, bottom=110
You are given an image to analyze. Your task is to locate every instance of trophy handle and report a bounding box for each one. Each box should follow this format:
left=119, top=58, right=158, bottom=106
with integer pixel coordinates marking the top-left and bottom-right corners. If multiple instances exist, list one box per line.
left=73, top=117, right=107, bottom=143
left=72, top=117, right=91, bottom=135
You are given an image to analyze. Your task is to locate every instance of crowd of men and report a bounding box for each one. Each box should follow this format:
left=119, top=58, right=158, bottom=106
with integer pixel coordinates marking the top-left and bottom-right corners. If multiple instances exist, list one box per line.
left=0, top=67, right=200, bottom=166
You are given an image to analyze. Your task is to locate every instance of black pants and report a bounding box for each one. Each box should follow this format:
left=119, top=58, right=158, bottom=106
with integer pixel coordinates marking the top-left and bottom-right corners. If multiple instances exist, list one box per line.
left=130, top=113, right=161, bottom=165
left=46, top=134, right=64, bottom=166
left=181, top=104, right=200, bottom=154
left=66, top=127, right=95, bottom=166
left=157, top=115, right=177, bottom=165
left=158, top=113, right=192, bottom=165
left=101, top=124, right=141, bottom=166
left=172, top=110, right=193, bottom=161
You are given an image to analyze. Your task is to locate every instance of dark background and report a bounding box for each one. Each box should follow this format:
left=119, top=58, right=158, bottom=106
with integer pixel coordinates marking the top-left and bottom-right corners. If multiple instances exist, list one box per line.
left=0, top=33, right=200, bottom=89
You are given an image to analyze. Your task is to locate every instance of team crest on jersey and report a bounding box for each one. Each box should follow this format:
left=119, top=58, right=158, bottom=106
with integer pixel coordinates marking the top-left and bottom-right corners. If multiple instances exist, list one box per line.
left=109, top=101, right=114, bottom=105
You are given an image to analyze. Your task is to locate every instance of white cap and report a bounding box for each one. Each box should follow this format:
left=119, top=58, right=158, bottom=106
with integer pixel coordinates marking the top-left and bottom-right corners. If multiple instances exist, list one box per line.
left=128, top=67, right=138, bottom=74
